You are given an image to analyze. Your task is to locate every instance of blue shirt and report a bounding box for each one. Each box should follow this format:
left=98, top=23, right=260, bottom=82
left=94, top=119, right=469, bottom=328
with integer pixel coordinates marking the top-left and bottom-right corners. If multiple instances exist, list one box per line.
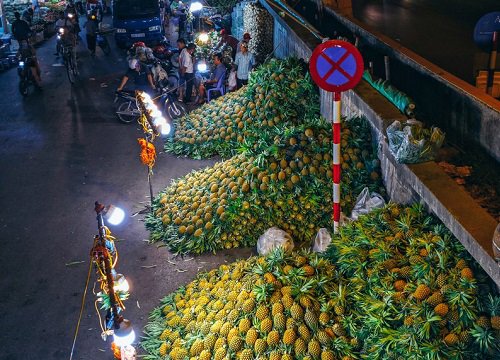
left=234, top=51, right=254, bottom=80
left=212, top=63, right=226, bottom=83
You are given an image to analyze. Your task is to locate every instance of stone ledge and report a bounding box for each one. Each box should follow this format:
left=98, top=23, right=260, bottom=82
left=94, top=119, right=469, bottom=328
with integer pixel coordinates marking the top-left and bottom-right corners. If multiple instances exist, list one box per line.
left=345, top=82, right=500, bottom=286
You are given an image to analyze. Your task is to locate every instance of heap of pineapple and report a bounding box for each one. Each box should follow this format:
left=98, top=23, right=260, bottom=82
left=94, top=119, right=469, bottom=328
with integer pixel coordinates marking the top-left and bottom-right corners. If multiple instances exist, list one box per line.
left=165, top=58, right=319, bottom=159
left=325, top=203, right=500, bottom=358
left=142, top=249, right=359, bottom=360
left=243, top=2, right=274, bottom=64
left=142, top=206, right=500, bottom=359
left=147, top=117, right=384, bottom=254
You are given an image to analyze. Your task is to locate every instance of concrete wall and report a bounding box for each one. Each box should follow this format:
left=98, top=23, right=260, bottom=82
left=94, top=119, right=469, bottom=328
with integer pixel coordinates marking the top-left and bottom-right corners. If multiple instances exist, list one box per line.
left=259, top=0, right=500, bottom=287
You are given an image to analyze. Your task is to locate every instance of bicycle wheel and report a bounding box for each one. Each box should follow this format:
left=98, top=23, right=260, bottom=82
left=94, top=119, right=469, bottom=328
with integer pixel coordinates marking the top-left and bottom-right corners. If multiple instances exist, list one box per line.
left=65, top=53, right=76, bottom=84
left=167, top=101, right=187, bottom=119
left=19, top=80, right=29, bottom=97
left=116, top=101, right=140, bottom=124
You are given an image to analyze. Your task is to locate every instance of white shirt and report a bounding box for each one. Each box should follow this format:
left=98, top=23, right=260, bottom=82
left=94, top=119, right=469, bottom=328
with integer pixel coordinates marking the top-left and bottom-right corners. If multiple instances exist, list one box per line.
left=179, top=48, right=193, bottom=73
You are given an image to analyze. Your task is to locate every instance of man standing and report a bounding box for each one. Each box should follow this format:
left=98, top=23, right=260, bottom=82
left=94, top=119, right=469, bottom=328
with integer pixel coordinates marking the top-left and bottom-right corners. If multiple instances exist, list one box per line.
left=217, top=29, right=238, bottom=58
left=234, top=41, right=254, bottom=88
left=236, top=32, right=251, bottom=53
left=179, top=42, right=196, bottom=103
left=11, top=12, right=31, bottom=42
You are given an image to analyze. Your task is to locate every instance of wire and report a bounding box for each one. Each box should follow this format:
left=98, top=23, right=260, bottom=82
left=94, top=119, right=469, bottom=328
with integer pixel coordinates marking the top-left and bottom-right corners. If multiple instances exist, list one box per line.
left=69, top=238, right=97, bottom=360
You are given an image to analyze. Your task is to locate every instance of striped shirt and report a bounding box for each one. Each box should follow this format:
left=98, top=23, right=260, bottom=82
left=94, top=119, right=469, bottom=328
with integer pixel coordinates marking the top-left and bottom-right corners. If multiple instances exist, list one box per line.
left=234, top=51, right=255, bottom=80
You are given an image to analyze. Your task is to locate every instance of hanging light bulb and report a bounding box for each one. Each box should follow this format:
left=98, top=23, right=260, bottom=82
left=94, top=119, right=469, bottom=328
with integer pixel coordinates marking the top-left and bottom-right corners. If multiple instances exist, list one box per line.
left=113, top=319, right=136, bottom=347
left=198, top=32, right=209, bottom=43
left=113, top=274, right=130, bottom=292
left=139, top=91, right=151, bottom=103
left=104, top=205, right=125, bottom=226
left=190, top=1, right=203, bottom=12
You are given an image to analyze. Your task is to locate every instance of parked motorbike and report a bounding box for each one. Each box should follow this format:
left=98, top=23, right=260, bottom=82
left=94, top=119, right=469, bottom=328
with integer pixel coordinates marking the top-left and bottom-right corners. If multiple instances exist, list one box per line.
left=115, top=86, right=186, bottom=125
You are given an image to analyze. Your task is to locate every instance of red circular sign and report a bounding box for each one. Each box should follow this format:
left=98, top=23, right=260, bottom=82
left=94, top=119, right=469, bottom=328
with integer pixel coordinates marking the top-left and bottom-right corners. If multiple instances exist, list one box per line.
left=309, top=40, right=364, bottom=93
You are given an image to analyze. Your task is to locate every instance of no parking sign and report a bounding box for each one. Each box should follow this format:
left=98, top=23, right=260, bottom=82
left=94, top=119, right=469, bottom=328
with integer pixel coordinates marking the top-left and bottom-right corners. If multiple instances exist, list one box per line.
left=309, top=40, right=364, bottom=232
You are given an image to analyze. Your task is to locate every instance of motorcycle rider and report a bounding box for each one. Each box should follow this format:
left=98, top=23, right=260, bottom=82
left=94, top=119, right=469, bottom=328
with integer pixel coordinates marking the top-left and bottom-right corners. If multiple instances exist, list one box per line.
left=54, top=11, right=66, bottom=56
left=65, top=1, right=81, bottom=36
left=11, top=11, right=32, bottom=43
left=116, top=58, right=156, bottom=94
left=84, top=11, right=99, bottom=56
left=18, top=39, right=42, bottom=90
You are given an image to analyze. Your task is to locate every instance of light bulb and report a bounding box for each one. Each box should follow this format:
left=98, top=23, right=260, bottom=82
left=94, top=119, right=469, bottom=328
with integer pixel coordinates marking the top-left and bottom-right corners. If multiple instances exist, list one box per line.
left=198, top=33, right=209, bottom=42
left=197, top=62, right=207, bottom=72
left=105, top=205, right=125, bottom=226
left=113, top=320, right=135, bottom=347
left=190, top=2, right=203, bottom=12
left=113, top=274, right=130, bottom=292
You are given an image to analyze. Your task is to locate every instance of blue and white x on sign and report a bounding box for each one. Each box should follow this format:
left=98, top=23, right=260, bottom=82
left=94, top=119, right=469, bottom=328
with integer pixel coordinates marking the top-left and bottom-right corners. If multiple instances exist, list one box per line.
left=309, top=40, right=364, bottom=93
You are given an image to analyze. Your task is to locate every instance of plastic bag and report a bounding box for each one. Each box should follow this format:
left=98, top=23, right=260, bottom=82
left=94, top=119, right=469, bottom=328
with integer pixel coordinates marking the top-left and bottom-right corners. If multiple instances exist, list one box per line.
left=350, top=187, right=386, bottom=220
left=228, top=70, right=237, bottom=90
left=312, top=228, right=332, bottom=253
left=387, top=120, right=445, bottom=163
left=257, top=227, right=294, bottom=255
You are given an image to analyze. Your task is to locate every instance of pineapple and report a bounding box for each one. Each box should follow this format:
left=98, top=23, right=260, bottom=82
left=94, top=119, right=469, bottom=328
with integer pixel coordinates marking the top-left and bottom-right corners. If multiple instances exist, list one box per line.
left=254, top=338, right=267, bottom=354
left=229, top=336, right=244, bottom=352
left=477, top=316, right=491, bottom=329
left=413, top=284, right=431, bottom=301
left=294, top=338, right=307, bottom=355
left=269, top=351, right=281, bottom=360
left=246, top=328, right=259, bottom=346
left=159, top=342, right=168, bottom=356
left=214, top=347, right=227, bottom=360
left=283, top=329, right=296, bottom=345
left=394, top=280, right=406, bottom=292
left=317, top=330, right=331, bottom=345
left=444, top=333, right=459, bottom=346
left=304, top=309, right=319, bottom=330
left=240, top=349, right=253, bottom=360
left=239, top=318, right=252, bottom=333
left=272, top=302, right=284, bottom=316
left=460, top=267, right=474, bottom=280
left=308, top=339, right=321, bottom=358
left=256, top=305, right=270, bottom=320
left=267, top=330, right=280, bottom=347
left=260, top=317, right=273, bottom=333
left=204, top=334, right=217, bottom=350
left=321, top=350, right=335, bottom=360
left=273, top=313, right=286, bottom=330
left=427, top=292, right=444, bottom=307
left=290, top=303, right=304, bottom=321
left=190, top=339, right=204, bottom=356
left=434, top=303, right=449, bottom=317
left=298, top=324, right=311, bottom=341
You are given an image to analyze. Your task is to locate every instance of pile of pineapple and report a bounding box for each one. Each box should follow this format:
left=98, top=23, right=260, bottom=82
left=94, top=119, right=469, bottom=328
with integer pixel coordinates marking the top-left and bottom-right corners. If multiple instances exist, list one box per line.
left=142, top=206, right=500, bottom=359
left=243, top=2, right=274, bottom=64
left=325, top=203, right=500, bottom=358
left=142, top=249, right=359, bottom=360
left=147, top=117, right=384, bottom=254
left=165, top=58, right=319, bottom=159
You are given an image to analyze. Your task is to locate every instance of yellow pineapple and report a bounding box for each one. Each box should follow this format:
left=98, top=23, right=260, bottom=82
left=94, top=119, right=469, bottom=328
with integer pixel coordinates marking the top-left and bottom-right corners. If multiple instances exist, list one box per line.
left=283, top=329, right=296, bottom=345
left=308, top=339, right=321, bottom=358
left=444, top=333, right=459, bottom=346
left=256, top=305, right=270, bottom=320
left=290, top=303, right=304, bottom=321
left=434, top=303, right=449, bottom=317
left=260, top=318, right=273, bottom=333
left=229, top=336, right=244, bottom=352
left=413, top=284, right=431, bottom=301
left=267, top=330, right=280, bottom=347
left=240, top=349, right=253, bottom=360
left=321, top=350, right=335, bottom=360
left=254, top=338, right=267, bottom=354
left=190, top=339, right=204, bottom=356
left=159, top=342, right=169, bottom=356
left=214, top=347, right=227, bottom=360
left=238, top=318, right=252, bottom=333
left=246, top=328, right=259, bottom=346
left=294, top=338, right=307, bottom=355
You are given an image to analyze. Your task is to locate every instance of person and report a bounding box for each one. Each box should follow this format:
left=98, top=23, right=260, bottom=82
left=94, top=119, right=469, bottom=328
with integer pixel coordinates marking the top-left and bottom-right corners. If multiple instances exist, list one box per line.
left=233, top=41, right=254, bottom=88
left=11, top=12, right=32, bottom=42
left=117, top=58, right=156, bottom=93
left=176, top=38, right=186, bottom=101
left=84, top=12, right=99, bottom=56
left=65, top=1, right=81, bottom=35
left=198, top=53, right=226, bottom=104
left=18, top=40, right=42, bottom=90
left=54, top=11, right=66, bottom=56
left=179, top=42, right=196, bottom=103
left=21, top=7, right=34, bottom=26
left=236, top=32, right=251, bottom=54
left=216, top=29, right=238, bottom=57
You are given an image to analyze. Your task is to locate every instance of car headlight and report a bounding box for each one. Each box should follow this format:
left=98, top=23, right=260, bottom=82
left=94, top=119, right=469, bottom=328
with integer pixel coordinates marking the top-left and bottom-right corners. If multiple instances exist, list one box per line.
left=149, top=25, right=160, bottom=32
left=116, top=28, right=127, bottom=33
left=19, top=61, right=25, bottom=67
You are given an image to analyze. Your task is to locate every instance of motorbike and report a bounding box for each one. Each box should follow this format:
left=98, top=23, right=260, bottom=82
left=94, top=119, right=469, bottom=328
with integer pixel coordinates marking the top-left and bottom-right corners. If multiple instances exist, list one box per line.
left=115, top=86, right=186, bottom=124
left=17, top=57, right=36, bottom=96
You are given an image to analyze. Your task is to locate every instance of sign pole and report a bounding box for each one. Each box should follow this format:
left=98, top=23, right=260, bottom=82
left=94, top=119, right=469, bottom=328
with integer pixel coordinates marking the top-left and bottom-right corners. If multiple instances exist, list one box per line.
left=332, top=92, right=341, bottom=232
left=487, top=31, right=498, bottom=96
left=309, top=40, right=364, bottom=235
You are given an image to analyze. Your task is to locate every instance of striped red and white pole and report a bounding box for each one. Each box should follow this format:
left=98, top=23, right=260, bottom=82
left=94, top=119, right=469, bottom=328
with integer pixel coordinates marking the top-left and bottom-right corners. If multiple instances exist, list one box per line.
left=332, top=92, right=341, bottom=233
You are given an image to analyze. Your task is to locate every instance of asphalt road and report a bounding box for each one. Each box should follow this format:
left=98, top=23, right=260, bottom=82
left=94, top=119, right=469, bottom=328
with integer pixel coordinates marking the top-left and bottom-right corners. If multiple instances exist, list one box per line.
left=0, top=24, right=253, bottom=360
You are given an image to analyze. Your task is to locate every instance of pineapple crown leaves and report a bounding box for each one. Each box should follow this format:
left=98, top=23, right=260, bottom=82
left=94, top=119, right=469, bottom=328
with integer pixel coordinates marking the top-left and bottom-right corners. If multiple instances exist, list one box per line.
left=416, top=311, right=442, bottom=340
left=486, top=294, right=500, bottom=316
left=470, top=324, right=500, bottom=353
left=253, top=283, right=275, bottom=303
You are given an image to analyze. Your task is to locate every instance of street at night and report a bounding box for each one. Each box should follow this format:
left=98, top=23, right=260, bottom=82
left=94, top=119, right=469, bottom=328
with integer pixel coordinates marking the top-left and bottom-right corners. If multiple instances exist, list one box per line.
left=0, top=1, right=499, bottom=360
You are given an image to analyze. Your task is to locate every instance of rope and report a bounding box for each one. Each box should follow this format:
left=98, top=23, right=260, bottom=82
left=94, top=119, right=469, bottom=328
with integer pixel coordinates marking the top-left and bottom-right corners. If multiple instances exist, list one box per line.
left=69, top=237, right=97, bottom=360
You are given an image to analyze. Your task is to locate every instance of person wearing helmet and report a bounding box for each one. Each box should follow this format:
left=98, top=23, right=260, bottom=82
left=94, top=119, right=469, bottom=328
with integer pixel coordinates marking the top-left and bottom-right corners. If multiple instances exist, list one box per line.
left=117, top=58, right=155, bottom=93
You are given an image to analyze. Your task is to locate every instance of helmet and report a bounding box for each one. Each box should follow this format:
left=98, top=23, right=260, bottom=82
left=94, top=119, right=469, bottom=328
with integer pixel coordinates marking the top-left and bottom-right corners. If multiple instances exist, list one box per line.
left=128, top=58, right=139, bottom=70
left=133, top=41, right=146, bottom=48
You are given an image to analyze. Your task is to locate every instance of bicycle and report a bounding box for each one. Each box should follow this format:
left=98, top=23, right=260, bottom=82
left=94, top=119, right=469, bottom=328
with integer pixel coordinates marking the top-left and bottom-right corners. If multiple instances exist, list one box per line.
left=61, top=41, right=78, bottom=84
